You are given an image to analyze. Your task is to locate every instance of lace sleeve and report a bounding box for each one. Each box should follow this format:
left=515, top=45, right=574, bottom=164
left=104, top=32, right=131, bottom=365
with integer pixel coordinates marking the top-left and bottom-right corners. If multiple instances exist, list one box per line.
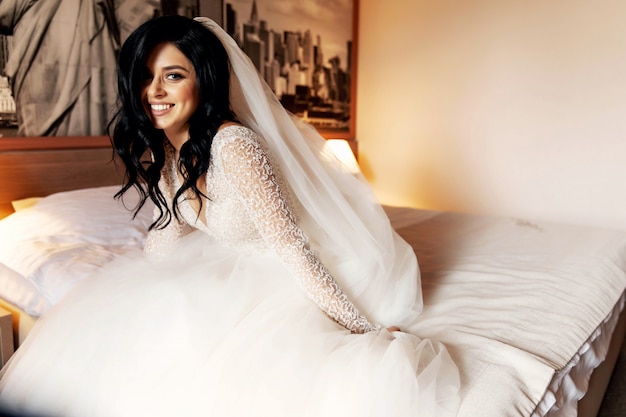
left=218, top=135, right=382, bottom=334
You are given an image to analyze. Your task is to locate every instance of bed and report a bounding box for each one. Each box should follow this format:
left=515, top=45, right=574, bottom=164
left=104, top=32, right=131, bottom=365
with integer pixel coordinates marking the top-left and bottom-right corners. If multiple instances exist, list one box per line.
left=0, top=136, right=625, bottom=417
left=0, top=136, right=127, bottom=345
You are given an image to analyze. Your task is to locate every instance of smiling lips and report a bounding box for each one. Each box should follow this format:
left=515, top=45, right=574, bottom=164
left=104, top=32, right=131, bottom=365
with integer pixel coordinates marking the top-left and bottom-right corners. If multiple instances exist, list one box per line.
left=151, top=103, right=173, bottom=112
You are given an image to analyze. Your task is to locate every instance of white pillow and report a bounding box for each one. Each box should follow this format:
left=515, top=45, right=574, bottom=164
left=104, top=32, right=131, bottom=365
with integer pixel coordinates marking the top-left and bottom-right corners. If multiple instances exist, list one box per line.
left=0, top=186, right=153, bottom=316
left=11, top=197, right=42, bottom=211
left=0, top=263, right=51, bottom=316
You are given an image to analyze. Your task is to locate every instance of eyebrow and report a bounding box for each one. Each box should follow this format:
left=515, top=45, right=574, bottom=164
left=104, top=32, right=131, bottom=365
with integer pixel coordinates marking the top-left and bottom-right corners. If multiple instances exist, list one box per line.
left=161, top=65, right=191, bottom=73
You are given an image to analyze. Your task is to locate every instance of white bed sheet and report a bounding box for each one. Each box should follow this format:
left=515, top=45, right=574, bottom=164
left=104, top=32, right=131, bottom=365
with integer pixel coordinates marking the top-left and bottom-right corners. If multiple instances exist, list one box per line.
left=535, top=292, right=624, bottom=416
left=1, top=189, right=625, bottom=417
left=385, top=206, right=626, bottom=417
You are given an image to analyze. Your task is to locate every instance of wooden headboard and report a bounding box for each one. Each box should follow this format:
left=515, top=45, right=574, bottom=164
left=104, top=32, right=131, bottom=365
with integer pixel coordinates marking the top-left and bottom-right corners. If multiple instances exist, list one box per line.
left=0, top=136, right=124, bottom=219
left=0, top=134, right=357, bottom=219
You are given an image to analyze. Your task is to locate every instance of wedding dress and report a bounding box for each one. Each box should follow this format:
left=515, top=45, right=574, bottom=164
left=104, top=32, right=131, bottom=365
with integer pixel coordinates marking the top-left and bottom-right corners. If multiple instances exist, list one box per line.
left=0, top=17, right=460, bottom=417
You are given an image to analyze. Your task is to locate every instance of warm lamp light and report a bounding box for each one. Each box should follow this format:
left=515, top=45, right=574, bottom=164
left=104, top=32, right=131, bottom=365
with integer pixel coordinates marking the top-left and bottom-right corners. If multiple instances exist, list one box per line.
left=324, top=139, right=360, bottom=174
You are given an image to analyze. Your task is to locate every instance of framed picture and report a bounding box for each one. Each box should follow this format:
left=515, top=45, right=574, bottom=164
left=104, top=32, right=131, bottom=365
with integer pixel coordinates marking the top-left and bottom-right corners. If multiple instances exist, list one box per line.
left=0, top=0, right=199, bottom=138
left=201, top=0, right=359, bottom=139
left=0, top=0, right=357, bottom=140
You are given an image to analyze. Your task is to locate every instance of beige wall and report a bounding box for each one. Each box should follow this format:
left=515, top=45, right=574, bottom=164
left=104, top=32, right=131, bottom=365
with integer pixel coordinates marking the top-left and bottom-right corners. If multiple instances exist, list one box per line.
left=357, top=0, right=626, bottom=230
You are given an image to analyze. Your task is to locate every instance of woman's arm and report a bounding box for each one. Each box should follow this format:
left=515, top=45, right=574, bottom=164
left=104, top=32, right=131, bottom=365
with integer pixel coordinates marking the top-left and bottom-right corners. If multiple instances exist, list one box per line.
left=218, top=134, right=381, bottom=334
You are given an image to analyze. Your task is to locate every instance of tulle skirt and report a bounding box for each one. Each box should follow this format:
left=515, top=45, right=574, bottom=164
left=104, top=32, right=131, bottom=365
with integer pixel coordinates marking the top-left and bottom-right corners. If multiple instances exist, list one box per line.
left=0, top=231, right=460, bottom=417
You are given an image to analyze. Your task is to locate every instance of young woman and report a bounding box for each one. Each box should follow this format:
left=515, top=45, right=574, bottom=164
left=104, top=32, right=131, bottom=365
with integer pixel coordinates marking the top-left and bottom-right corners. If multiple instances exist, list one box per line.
left=0, top=16, right=460, bottom=417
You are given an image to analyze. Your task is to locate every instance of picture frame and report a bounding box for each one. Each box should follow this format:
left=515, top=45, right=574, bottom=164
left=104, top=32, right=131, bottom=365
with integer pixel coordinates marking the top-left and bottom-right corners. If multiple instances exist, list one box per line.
left=200, top=0, right=359, bottom=140
left=0, top=0, right=358, bottom=140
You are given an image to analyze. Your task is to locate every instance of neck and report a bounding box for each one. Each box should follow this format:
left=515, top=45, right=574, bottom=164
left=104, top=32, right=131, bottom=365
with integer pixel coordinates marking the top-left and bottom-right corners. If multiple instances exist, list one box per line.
left=165, top=130, right=189, bottom=152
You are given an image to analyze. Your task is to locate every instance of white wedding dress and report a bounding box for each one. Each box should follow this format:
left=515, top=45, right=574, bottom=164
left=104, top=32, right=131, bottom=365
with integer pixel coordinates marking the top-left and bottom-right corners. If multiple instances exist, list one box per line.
left=0, top=16, right=460, bottom=417
left=0, top=125, right=459, bottom=417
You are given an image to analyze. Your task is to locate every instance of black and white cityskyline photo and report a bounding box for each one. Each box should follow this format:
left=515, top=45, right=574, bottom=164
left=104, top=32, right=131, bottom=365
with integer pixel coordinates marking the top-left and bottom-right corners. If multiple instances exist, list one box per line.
left=226, top=0, right=352, bottom=70
left=222, top=0, right=355, bottom=133
left=0, top=0, right=355, bottom=137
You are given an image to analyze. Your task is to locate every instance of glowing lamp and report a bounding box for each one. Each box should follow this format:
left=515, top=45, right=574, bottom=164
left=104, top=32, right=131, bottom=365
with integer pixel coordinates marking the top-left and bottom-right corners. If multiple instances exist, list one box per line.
left=324, top=139, right=360, bottom=174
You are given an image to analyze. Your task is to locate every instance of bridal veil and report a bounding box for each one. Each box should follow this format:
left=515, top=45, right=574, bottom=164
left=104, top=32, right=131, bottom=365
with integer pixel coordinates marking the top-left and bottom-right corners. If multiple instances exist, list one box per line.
left=194, top=17, right=422, bottom=328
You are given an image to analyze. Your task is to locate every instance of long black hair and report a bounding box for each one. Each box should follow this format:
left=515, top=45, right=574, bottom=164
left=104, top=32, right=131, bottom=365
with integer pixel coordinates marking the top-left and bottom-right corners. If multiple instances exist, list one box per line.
left=109, top=15, right=235, bottom=230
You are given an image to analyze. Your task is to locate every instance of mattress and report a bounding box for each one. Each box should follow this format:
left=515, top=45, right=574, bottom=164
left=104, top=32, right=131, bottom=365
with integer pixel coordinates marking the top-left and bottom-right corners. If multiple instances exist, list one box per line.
left=384, top=206, right=626, bottom=417
left=1, top=188, right=625, bottom=417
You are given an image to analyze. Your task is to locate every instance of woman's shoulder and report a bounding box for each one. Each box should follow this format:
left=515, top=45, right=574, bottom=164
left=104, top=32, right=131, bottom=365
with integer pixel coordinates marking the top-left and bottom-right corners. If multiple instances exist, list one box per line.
left=215, top=123, right=258, bottom=140
left=213, top=123, right=265, bottom=151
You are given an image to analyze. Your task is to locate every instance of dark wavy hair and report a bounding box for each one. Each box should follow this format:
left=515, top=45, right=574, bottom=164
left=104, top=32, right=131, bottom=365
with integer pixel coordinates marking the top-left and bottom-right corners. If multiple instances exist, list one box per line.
left=108, top=15, right=235, bottom=230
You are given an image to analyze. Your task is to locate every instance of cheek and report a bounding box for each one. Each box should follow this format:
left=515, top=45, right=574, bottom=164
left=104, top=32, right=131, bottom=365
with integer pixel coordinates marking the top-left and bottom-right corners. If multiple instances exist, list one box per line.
left=185, top=87, right=200, bottom=112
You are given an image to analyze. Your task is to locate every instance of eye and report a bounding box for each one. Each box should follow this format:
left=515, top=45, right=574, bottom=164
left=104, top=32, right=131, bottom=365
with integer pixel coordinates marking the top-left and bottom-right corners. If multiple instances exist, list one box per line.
left=165, top=72, right=184, bottom=81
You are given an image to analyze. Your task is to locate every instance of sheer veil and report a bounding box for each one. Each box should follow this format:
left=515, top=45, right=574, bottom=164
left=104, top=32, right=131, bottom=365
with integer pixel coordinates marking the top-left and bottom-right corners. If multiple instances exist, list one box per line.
left=195, top=17, right=422, bottom=328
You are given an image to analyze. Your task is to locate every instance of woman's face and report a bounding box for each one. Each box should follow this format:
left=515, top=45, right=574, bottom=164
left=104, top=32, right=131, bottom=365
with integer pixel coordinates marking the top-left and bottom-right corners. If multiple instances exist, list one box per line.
left=142, top=42, right=200, bottom=146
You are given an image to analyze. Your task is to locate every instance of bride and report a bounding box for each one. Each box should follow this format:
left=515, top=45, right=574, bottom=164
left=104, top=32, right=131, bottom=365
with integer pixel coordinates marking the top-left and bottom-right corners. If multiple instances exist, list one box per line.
left=0, top=15, right=460, bottom=417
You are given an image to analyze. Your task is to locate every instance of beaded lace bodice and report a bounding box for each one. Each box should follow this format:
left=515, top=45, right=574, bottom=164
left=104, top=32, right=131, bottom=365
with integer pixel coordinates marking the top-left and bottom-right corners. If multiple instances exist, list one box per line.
left=144, top=125, right=380, bottom=333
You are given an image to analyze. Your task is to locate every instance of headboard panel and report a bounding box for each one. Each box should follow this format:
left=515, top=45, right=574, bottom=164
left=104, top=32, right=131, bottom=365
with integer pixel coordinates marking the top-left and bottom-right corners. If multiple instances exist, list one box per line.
left=0, top=136, right=123, bottom=218
left=0, top=135, right=356, bottom=219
